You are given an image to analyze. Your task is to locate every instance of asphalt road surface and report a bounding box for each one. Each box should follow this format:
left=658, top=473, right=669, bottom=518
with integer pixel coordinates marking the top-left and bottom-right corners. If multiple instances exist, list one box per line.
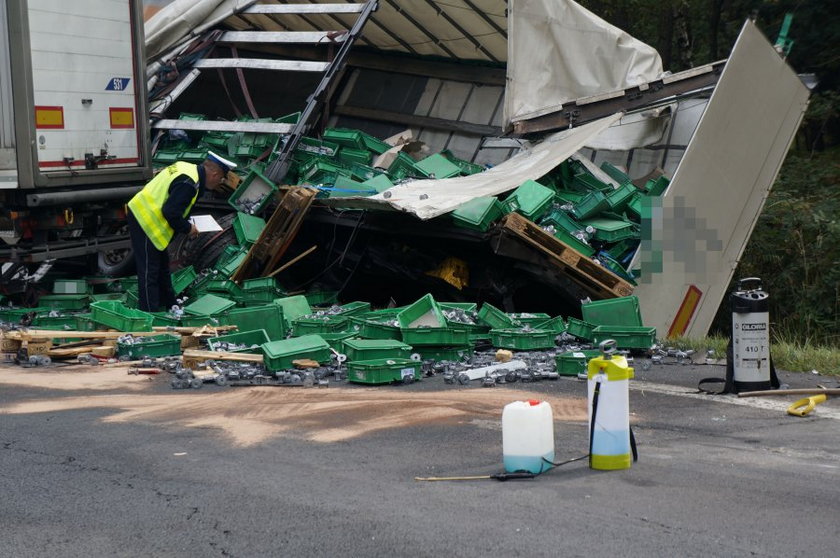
left=1, top=358, right=838, bottom=557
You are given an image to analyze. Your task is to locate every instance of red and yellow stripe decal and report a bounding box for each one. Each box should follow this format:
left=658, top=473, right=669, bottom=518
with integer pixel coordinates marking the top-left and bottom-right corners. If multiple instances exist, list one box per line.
left=35, top=105, right=64, bottom=129
left=109, top=107, right=135, bottom=129
left=667, top=285, right=703, bottom=338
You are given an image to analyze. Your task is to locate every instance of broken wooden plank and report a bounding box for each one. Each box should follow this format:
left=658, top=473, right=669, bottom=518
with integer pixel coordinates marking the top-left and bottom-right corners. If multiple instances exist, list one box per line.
left=231, top=187, right=317, bottom=281
left=152, top=326, right=236, bottom=335
left=4, top=330, right=169, bottom=341
left=500, top=213, right=634, bottom=298
left=182, top=349, right=264, bottom=364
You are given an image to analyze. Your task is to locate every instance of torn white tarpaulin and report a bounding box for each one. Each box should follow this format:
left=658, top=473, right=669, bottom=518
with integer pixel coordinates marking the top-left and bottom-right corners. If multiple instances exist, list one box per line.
left=321, top=113, right=622, bottom=220
left=145, top=0, right=256, bottom=62
left=504, top=0, right=663, bottom=128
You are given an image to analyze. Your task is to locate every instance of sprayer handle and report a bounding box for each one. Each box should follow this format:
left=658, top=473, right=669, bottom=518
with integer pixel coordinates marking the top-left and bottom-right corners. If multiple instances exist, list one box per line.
left=599, top=339, right=617, bottom=358
left=737, top=277, right=762, bottom=292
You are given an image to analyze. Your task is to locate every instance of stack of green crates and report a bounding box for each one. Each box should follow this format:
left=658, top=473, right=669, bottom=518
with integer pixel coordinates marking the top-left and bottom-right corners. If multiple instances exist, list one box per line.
left=398, top=295, right=472, bottom=360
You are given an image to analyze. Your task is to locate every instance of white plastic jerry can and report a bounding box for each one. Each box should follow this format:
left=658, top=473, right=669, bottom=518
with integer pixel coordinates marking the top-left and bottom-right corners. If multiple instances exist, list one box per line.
left=587, top=341, right=634, bottom=470
left=502, top=400, right=555, bottom=474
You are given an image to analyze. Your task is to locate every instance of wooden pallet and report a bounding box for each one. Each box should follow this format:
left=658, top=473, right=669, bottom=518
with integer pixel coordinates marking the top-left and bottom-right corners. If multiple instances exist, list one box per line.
left=500, top=213, right=634, bottom=299
left=231, top=186, right=317, bottom=282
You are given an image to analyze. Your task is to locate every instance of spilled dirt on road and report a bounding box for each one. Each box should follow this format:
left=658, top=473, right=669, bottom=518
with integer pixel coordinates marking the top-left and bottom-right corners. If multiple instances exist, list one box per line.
left=0, top=364, right=587, bottom=446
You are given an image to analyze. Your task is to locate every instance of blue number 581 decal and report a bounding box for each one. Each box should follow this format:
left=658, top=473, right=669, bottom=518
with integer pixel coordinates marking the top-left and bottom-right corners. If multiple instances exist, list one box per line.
left=106, top=78, right=131, bottom=91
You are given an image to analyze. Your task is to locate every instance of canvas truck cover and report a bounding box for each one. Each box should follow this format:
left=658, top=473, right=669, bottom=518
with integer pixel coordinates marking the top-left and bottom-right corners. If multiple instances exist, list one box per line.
left=503, top=0, right=663, bottom=128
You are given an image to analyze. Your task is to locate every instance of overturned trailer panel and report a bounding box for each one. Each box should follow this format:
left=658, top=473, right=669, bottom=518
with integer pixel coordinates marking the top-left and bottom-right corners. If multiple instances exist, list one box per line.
left=632, top=20, right=810, bottom=338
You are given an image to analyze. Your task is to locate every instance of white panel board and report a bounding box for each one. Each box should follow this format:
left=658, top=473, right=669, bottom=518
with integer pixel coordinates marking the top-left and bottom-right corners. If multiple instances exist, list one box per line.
left=633, top=21, right=810, bottom=338
left=29, top=0, right=140, bottom=171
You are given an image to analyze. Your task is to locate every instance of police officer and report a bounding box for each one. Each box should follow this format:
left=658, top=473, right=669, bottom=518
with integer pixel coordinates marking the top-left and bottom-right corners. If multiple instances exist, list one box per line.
left=127, top=151, right=236, bottom=312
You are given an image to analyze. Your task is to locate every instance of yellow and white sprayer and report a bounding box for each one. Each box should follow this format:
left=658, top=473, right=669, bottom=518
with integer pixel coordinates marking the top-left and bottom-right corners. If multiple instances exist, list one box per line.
left=587, top=339, right=637, bottom=470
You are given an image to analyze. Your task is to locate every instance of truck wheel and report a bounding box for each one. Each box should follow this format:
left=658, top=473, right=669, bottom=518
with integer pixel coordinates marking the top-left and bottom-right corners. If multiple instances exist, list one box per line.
left=97, top=223, right=134, bottom=276
left=175, top=212, right=238, bottom=271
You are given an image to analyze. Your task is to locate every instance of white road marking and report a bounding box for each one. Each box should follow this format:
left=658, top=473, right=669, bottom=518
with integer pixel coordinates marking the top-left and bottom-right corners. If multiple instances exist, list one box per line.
left=630, top=381, right=840, bottom=421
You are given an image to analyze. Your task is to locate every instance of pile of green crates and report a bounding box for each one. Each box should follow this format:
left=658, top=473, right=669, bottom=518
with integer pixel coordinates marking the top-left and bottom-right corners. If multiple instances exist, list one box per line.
left=397, top=295, right=472, bottom=361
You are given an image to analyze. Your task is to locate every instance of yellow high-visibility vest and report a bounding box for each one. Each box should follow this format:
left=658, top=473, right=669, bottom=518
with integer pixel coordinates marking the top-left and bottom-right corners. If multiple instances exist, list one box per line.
left=127, top=162, right=200, bottom=250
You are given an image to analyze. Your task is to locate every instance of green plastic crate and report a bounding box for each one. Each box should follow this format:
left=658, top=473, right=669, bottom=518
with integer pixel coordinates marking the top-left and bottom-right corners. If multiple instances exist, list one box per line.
left=625, top=191, right=644, bottom=220
left=261, top=334, right=331, bottom=372
left=232, top=213, right=266, bottom=246
left=184, top=294, right=236, bottom=317
left=342, top=339, right=413, bottom=362
left=152, top=312, right=181, bottom=327
left=172, top=266, right=196, bottom=295
left=572, top=172, right=612, bottom=193
left=477, top=303, right=521, bottom=330
left=645, top=176, right=670, bottom=196
left=555, top=190, right=586, bottom=205
left=565, top=317, right=596, bottom=341
left=347, top=358, right=422, bottom=385
left=507, top=180, right=554, bottom=221
left=400, top=326, right=470, bottom=347
left=337, top=147, right=372, bottom=167
left=38, top=294, right=89, bottom=311
left=216, top=250, right=248, bottom=278
left=292, top=315, right=350, bottom=336
left=599, top=162, right=632, bottom=185
left=591, top=325, right=656, bottom=350
left=387, top=152, right=428, bottom=181
left=200, top=279, right=243, bottom=298
left=540, top=207, right=583, bottom=234
left=273, top=295, right=312, bottom=328
left=305, top=291, right=339, bottom=306
left=89, top=292, right=126, bottom=303
left=397, top=294, right=446, bottom=329
left=52, top=279, right=87, bottom=294
left=581, top=217, right=637, bottom=243
left=555, top=349, right=602, bottom=376
left=360, top=132, right=391, bottom=155
left=553, top=229, right=595, bottom=257
left=362, top=174, right=395, bottom=194
left=349, top=311, right=402, bottom=340
left=416, top=345, right=473, bottom=362
left=228, top=168, right=277, bottom=214
left=440, top=150, right=484, bottom=176
left=606, top=183, right=638, bottom=212
left=323, top=128, right=365, bottom=149
left=535, top=315, right=567, bottom=334
left=74, top=313, right=97, bottom=332
left=124, top=289, right=139, bottom=308
left=507, top=312, right=551, bottom=327
left=572, top=190, right=610, bottom=220
left=90, top=301, right=154, bottom=331
left=32, top=314, right=78, bottom=329
left=319, top=332, right=357, bottom=352
left=451, top=197, right=504, bottom=232
left=297, top=136, right=340, bottom=158
left=489, top=328, right=555, bottom=350
left=414, top=153, right=461, bottom=179
left=226, top=304, right=286, bottom=341
left=0, top=307, right=48, bottom=324
left=207, top=329, right=270, bottom=353
left=116, top=334, right=181, bottom=359
left=581, top=296, right=643, bottom=327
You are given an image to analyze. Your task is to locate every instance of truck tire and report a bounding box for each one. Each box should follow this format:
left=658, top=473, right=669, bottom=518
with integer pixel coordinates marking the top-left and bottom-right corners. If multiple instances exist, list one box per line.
left=97, top=224, right=134, bottom=276
left=177, top=212, right=238, bottom=271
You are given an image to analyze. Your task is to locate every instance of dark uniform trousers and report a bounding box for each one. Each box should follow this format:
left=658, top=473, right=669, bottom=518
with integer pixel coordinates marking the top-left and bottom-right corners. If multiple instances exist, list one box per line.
left=127, top=211, right=177, bottom=312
